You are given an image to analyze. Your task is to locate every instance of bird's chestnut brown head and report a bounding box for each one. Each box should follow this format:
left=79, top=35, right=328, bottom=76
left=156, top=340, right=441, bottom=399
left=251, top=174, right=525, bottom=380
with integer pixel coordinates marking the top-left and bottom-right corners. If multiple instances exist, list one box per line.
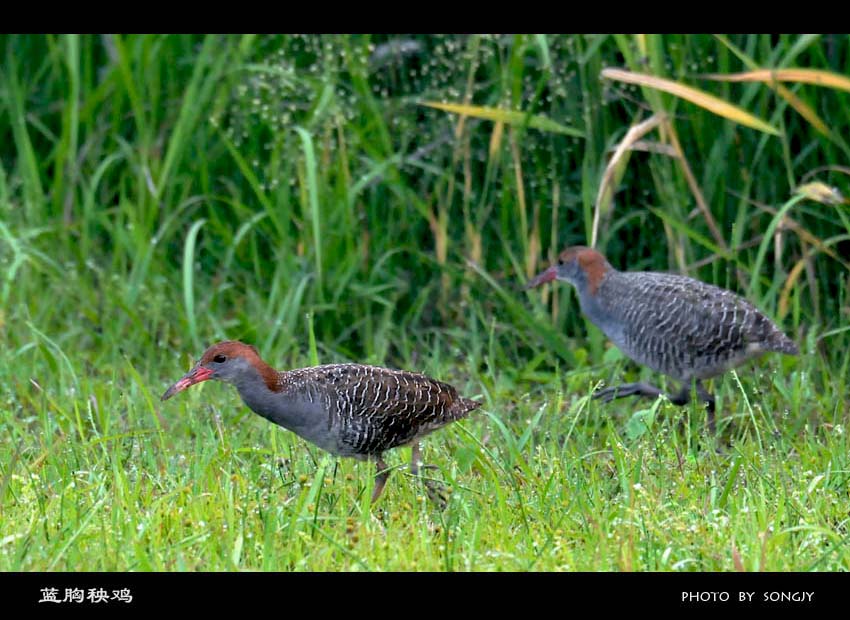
left=525, top=246, right=612, bottom=296
left=161, top=341, right=277, bottom=401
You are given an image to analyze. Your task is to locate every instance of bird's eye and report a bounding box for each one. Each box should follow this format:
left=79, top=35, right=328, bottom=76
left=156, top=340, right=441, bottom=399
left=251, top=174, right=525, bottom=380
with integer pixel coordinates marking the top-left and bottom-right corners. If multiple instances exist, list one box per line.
left=213, top=354, right=227, bottom=364
left=558, top=257, right=565, bottom=265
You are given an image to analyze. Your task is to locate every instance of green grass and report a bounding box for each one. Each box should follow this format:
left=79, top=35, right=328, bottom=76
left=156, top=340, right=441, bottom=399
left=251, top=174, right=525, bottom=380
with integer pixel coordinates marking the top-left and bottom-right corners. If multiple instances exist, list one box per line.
left=1, top=34, right=849, bottom=571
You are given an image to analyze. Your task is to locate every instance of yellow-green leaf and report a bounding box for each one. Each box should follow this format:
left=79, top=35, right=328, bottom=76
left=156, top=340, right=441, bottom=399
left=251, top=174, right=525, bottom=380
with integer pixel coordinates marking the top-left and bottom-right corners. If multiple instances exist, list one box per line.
left=601, top=68, right=781, bottom=136
left=421, top=101, right=584, bottom=138
left=772, top=84, right=829, bottom=135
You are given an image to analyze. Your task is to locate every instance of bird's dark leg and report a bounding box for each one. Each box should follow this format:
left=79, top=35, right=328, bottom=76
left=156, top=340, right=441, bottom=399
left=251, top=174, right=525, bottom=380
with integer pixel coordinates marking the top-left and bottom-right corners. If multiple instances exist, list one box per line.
left=593, top=382, right=664, bottom=403
left=667, top=382, right=716, bottom=435
left=595, top=380, right=716, bottom=434
left=666, top=384, right=691, bottom=406
left=372, top=457, right=390, bottom=503
left=410, top=443, right=422, bottom=477
left=695, top=380, right=716, bottom=435
left=410, top=443, right=448, bottom=509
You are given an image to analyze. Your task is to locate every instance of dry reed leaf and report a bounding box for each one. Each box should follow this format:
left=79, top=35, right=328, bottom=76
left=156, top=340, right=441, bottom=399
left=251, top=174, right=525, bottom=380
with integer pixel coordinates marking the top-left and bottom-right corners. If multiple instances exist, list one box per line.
left=662, top=117, right=728, bottom=252
left=592, top=114, right=665, bottom=247
left=701, top=68, right=833, bottom=135
left=778, top=255, right=810, bottom=320
left=702, top=68, right=850, bottom=93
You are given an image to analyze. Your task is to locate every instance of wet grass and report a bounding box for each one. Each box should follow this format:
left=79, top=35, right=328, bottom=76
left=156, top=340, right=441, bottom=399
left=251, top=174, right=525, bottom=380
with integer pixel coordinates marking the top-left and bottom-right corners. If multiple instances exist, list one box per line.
left=2, top=335, right=847, bottom=571
left=1, top=34, right=849, bottom=571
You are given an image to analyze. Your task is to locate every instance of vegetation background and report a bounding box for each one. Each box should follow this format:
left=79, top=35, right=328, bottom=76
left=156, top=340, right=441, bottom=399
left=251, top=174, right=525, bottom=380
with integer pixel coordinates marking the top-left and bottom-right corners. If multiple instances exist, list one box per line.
left=1, top=34, right=848, bottom=571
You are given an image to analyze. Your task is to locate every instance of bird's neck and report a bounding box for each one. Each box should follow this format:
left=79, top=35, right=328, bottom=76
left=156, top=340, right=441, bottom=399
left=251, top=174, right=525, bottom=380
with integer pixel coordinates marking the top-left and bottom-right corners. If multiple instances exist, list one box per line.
left=231, top=366, right=333, bottom=451
left=574, top=266, right=607, bottom=311
left=577, top=270, right=621, bottom=339
left=231, top=362, right=285, bottom=418
left=578, top=286, right=606, bottom=322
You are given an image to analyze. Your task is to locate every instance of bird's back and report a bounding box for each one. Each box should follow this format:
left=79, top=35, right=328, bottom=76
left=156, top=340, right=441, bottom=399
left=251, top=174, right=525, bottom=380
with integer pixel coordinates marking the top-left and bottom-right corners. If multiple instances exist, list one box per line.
left=595, top=271, right=798, bottom=381
left=281, top=364, right=479, bottom=457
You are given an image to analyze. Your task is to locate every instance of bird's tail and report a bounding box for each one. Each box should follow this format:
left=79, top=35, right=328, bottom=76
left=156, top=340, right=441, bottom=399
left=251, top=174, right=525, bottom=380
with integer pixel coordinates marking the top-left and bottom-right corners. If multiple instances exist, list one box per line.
left=766, top=330, right=800, bottom=356
left=453, top=398, right=482, bottom=419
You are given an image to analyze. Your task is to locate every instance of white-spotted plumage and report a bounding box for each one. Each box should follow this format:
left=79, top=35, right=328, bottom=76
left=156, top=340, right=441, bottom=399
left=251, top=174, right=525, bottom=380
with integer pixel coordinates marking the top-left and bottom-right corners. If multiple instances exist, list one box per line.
left=527, top=246, right=799, bottom=431
left=161, top=341, right=480, bottom=505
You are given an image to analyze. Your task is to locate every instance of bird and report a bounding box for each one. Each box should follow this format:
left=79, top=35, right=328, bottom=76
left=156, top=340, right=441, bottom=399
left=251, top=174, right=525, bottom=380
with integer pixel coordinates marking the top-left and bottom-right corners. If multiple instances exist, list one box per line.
left=525, top=246, right=799, bottom=432
left=161, top=340, right=480, bottom=505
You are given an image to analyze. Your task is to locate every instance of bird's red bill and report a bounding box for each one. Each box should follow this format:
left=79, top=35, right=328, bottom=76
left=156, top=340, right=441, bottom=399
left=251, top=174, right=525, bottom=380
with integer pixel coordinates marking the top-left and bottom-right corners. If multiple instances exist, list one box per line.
left=524, top=266, right=557, bottom=290
left=161, top=366, right=214, bottom=401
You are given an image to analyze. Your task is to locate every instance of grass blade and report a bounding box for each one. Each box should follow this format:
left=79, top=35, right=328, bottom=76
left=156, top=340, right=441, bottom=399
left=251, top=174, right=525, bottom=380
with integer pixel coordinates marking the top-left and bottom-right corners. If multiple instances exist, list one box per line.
left=182, top=219, right=207, bottom=347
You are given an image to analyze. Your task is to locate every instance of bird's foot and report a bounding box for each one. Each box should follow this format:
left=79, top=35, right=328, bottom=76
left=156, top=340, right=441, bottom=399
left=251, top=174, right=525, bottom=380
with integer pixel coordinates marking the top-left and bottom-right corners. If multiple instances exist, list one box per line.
left=592, top=386, right=623, bottom=403
left=411, top=463, right=449, bottom=509
left=592, top=382, right=663, bottom=403
left=371, top=459, right=391, bottom=504
left=423, top=479, right=449, bottom=510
